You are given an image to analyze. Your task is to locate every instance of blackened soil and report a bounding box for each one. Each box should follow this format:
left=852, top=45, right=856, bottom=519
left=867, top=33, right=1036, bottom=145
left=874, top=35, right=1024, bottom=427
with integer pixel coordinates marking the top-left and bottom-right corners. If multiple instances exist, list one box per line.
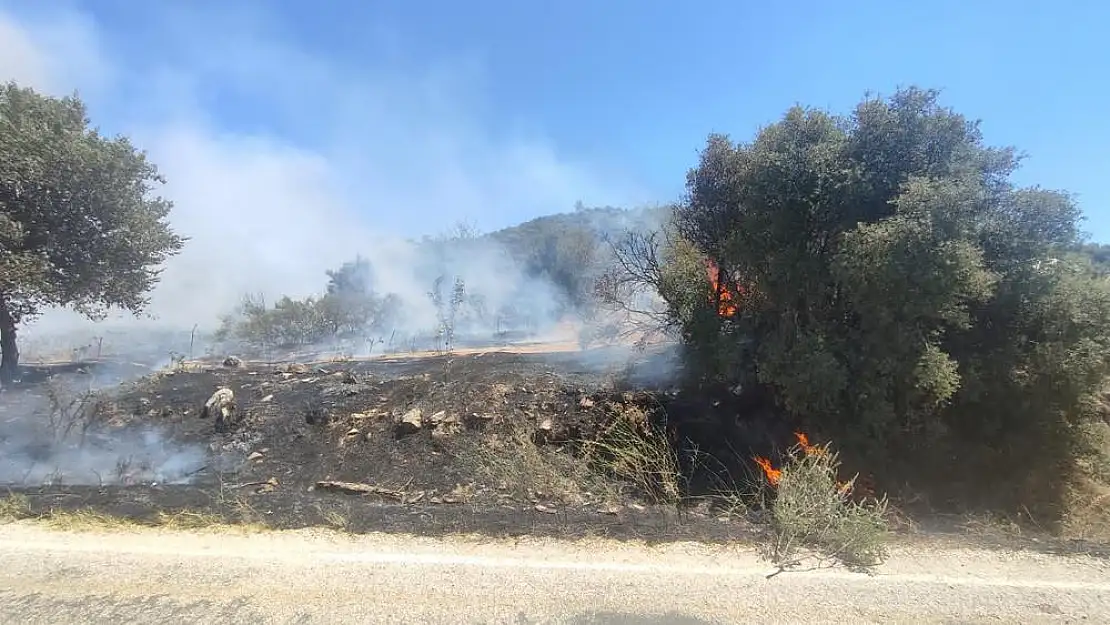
left=1, top=347, right=785, bottom=543
left=4, top=348, right=1109, bottom=559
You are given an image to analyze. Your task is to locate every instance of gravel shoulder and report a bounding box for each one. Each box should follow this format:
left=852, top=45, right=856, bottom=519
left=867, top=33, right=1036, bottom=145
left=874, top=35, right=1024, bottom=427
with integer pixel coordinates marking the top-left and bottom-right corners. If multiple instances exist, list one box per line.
left=2, top=523, right=1108, bottom=624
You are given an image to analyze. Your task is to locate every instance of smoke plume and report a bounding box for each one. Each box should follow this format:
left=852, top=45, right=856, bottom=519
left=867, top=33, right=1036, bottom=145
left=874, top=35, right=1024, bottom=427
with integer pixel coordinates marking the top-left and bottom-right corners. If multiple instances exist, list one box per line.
left=0, top=3, right=651, bottom=486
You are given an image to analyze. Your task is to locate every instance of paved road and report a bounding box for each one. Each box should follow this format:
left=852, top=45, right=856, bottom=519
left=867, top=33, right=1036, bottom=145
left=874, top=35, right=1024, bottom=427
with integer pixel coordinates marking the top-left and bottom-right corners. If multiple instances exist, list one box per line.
left=1, top=523, right=1107, bottom=624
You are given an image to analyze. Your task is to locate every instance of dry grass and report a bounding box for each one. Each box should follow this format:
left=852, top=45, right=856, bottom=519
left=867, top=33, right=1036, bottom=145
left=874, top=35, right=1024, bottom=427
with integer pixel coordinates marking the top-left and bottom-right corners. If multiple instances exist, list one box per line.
left=0, top=492, right=266, bottom=533
left=41, top=377, right=101, bottom=443
left=209, top=478, right=277, bottom=527
left=39, top=508, right=142, bottom=531
left=317, top=505, right=351, bottom=531
left=581, top=403, right=683, bottom=507
left=1061, top=421, right=1110, bottom=542
left=1061, top=479, right=1110, bottom=542
left=1077, top=421, right=1110, bottom=482
left=42, top=507, right=267, bottom=533
left=0, top=493, right=33, bottom=522
left=38, top=507, right=269, bottom=533
left=459, top=424, right=620, bottom=507
left=1062, top=422, right=1110, bottom=542
left=455, top=396, right=685, bottom=509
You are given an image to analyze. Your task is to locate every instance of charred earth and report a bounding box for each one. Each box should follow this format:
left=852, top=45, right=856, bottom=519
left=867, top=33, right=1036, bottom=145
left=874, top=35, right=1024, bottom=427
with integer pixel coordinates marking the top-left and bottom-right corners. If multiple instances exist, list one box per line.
left=0, top=344, right=800, bottom=542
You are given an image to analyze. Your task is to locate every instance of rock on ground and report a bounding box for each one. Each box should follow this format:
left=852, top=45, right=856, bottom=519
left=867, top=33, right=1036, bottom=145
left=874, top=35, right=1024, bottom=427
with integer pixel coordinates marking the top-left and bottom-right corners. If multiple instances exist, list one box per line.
left=394, top=408, right=423, bottom=437
left=201, top=387, right=236, bottom=432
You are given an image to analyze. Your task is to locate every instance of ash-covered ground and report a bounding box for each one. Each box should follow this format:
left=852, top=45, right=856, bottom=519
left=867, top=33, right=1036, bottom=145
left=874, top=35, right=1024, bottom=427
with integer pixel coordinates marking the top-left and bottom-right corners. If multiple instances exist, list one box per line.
left=0, top=341, right=801, bottom=542
left=5, top=341, right=1108, bottom=557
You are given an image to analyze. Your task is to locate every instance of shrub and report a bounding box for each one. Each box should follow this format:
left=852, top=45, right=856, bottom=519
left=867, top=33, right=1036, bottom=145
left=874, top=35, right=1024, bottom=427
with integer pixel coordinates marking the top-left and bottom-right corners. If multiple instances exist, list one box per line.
left=582, top=403, right=683, bottom=506
left=768, top=442, right=889, bottom=569
left=607, top=86, right=1110, bottom=520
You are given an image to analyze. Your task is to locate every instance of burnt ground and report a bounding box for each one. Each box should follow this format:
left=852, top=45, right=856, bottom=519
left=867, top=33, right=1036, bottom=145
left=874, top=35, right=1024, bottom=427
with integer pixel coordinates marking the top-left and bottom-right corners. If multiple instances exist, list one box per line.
left=2, top=345, right=1108, bottom=555
left=0, top=346, right=760, bottom=541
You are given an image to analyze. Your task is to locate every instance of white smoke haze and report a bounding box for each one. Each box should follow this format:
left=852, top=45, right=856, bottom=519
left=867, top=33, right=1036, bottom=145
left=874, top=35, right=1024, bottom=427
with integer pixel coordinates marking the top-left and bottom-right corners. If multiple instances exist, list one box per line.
left=1, top=3, right=643, bottom=344
left=0, top=358, right=211, bottom=486
left=0, top=3, right=655, bottom=486
left=0, top=417, right=209, bottom=487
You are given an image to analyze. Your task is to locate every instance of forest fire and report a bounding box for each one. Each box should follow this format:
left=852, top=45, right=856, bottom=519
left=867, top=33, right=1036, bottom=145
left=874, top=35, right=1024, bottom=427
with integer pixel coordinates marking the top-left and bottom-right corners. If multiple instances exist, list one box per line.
left=705, top=259, right=738, bottom=318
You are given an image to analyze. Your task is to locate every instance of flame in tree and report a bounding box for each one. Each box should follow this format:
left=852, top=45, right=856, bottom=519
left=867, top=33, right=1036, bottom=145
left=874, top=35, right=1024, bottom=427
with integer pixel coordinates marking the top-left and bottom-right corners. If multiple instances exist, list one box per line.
left=705, top=259, right=738, bottom=318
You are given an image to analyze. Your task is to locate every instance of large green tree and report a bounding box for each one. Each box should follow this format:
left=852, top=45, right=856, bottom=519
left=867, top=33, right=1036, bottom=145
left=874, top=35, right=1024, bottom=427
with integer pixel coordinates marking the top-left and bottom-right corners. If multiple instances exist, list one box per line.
left=657, top=87, right=1110, bottom=513
left=0, top=83, right=185, bottom=383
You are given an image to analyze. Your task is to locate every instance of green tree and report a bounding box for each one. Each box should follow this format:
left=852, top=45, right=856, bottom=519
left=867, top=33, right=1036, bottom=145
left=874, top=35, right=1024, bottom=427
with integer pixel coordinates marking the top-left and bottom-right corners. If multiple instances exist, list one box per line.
left=659, top=87, right=1110, bottom=514
left=0, top=83, right=185, bottom=383
left=1072, top=242, right=1110, bottom=276
left=321, top=256, right=389, bottom=335
left=491, top=207, right=636, bottom=315
left=214, top=258, right=402, bottom=352
left=325, top=255, right=375, bottom=298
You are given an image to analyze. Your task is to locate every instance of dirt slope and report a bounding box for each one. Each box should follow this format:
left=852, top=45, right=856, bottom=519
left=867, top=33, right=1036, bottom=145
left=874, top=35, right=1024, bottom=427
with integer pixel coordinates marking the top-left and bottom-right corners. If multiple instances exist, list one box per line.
left=5, top=346, right=778, bottom=541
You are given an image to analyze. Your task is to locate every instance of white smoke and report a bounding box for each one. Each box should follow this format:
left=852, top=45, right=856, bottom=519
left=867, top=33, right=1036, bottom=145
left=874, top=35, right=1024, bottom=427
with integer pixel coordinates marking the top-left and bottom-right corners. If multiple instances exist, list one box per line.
left=0, top=3, right=650, bottom=485
left=1, top=3, right=643, bottom=338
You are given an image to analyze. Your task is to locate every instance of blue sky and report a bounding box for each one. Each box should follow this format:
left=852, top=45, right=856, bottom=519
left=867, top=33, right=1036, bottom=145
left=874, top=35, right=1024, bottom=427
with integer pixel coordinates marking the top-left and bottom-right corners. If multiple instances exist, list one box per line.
left=320, top=0, right=1110, bottom=241
left=4, top=0, right=1109, bottom=237
left=1, top=0, right=1109, bottom=328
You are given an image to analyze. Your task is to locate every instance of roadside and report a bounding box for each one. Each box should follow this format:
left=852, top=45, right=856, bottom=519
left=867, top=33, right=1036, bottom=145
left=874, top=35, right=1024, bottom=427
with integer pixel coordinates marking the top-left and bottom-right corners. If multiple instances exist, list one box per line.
left=2, top=522, right=1108, bottom=624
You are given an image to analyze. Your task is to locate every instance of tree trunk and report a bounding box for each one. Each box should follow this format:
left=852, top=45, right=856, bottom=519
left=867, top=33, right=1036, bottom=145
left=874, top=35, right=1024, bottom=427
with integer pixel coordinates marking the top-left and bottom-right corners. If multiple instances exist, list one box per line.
left=0, top=295, right=19, bottom=386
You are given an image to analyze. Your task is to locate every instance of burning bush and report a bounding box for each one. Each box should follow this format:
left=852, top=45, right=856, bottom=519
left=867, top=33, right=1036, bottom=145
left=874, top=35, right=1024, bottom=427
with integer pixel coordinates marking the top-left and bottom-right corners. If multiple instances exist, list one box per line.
left=757, top=435, right=889, bottom=569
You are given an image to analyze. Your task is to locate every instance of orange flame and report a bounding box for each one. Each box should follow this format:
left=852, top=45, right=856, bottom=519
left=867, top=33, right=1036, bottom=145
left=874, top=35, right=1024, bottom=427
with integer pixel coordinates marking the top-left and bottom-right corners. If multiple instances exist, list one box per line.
left=705, top=259, right=738, bottom=318
left=794, top=431, right=823, bottom=456
left=753, top=456, right=781, bottom=486
left=755, top=431, right=856, bottom=495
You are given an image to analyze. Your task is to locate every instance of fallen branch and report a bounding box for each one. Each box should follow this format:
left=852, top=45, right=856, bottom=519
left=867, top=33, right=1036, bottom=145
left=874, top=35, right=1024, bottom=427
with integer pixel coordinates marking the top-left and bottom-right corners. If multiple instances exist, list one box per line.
left=183, top=465, right=209, bottom=478
left=231, top=477, right=278, bottom=490
left=232, top=480, right=273, bottom=489
left=315, top=480, right=406, bottom=501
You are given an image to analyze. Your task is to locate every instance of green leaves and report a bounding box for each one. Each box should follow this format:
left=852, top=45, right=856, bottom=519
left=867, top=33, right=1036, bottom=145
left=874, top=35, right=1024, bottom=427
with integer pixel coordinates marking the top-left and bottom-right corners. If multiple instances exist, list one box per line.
left=0, top=82, right=185, bottom=377
left=1, top=82, right=184, bottom=315
left=665, top=86, right=1110, bottom=507
left=835, top=179, right=997, bottom=333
